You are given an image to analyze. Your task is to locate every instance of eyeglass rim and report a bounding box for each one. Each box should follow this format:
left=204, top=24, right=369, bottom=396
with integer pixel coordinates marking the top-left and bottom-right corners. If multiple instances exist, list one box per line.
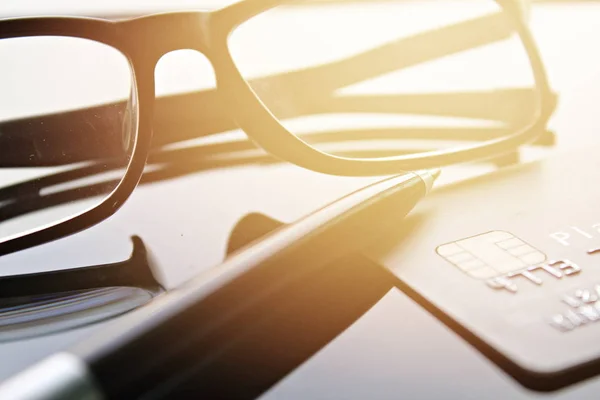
left=0, top=0, right=553, bottom=257
left=0, top=16, right=152, bottom=257
left=219, top=0, right=555, bottom=176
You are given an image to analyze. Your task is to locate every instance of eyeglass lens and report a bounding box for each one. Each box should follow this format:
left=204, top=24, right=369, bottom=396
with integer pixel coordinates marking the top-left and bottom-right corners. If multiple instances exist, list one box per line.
left=229, top=0, right=539, bottom=160
left=0, top=36, right=136, bottom=242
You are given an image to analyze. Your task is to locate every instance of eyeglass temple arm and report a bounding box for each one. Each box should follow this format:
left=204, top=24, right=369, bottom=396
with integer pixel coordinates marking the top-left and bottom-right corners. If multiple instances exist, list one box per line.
left=0, top=102, right=132, bottom=167
left=266, top=11, right=513, bottom=97
left=0, top=10, right=524, bottom=167
left=290, top=89, right=554, bottom=126
left=0, top=88, right=544, bottom=168
left=0, top=236, right=162, bottom=298
left=0, top=88, right=557, bottom=205
left=0, top=121, right=557, bottom=226
left=0, top=92, right=233, bottom=167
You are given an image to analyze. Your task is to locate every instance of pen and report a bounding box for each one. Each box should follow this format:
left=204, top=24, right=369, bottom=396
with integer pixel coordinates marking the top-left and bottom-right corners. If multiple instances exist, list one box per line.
left=0, top=169, right=439, bottom=400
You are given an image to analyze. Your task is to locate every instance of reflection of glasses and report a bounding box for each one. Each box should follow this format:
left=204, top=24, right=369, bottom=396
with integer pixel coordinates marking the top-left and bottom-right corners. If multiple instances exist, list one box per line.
left=0, top=236, right=163, bottom=340
left=0, top=0, right=552, bottom=258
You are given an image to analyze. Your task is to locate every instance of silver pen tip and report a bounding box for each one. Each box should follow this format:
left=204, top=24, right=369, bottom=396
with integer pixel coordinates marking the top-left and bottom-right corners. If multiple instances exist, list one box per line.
left=415, top=168, right=441, bottom=194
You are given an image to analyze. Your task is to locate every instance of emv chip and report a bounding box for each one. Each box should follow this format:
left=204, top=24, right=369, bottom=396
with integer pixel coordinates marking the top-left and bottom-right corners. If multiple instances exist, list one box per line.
left=436, top=231, right=547, bottom=280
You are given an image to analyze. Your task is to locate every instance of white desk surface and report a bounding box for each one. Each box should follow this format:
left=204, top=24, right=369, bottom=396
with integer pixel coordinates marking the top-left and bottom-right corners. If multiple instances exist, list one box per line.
left=1, top=2, right=600, bottom=399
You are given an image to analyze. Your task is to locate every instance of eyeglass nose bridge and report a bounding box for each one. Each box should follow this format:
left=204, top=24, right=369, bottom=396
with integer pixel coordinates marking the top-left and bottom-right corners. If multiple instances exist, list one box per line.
left=116, top=11, right=230, bottom=160
left=121, top=11, right=223, bottom=66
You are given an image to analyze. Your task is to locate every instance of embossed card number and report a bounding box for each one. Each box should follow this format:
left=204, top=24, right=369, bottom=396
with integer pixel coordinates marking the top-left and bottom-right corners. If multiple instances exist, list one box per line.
left=437, top=231, right=584, bottom=293
left=437, top=231, right=600, bottom=334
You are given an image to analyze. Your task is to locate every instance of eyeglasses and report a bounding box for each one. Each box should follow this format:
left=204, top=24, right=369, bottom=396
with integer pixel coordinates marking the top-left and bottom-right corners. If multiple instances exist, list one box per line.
left=0, top=0, right=553, bottom=259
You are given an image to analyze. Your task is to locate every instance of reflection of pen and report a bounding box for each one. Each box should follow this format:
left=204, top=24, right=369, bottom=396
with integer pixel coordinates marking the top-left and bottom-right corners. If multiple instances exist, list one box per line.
left=0, top=169, right=439, bottom=400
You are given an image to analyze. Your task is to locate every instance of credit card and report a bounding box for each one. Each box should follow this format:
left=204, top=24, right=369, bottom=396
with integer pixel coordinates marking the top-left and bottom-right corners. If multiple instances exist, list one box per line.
left=366, top=148, right=600, bottom=391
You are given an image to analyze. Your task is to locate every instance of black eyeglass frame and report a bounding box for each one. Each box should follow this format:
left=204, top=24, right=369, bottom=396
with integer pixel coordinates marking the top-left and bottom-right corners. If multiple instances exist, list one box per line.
left=0, top=0, right=553, bottom=257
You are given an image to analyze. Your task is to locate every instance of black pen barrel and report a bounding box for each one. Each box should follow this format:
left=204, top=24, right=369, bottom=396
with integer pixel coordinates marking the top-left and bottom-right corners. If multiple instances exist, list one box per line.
left=0, top=171, right=436, bottom=400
